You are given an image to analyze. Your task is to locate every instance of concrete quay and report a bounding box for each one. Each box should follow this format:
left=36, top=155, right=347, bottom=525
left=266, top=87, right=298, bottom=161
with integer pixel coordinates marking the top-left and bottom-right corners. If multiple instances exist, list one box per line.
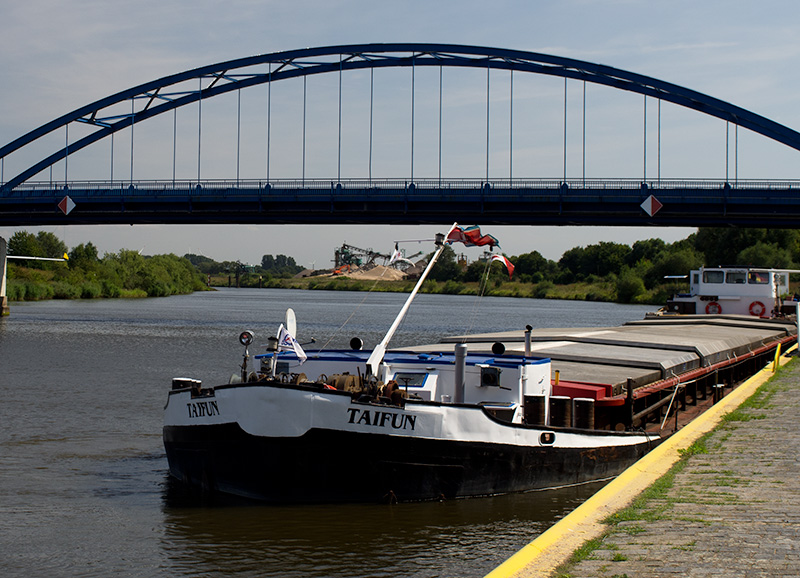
left=487, top=349, right=800, bottom=578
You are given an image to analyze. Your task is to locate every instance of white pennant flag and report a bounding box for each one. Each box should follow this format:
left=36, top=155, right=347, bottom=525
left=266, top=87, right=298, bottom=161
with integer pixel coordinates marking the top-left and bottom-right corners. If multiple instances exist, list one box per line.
left=277, top=323, right=307, bottom=364
left=388, top=244, right=414, bottom=267
left=388, top=246, right=402, bottom=265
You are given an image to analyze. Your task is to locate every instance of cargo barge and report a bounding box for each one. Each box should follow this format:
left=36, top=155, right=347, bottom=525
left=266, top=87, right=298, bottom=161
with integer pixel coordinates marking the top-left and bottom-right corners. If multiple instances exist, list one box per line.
left=163, top=313, right=794, bottom=503
left=162, top=225, right=798, bottom=503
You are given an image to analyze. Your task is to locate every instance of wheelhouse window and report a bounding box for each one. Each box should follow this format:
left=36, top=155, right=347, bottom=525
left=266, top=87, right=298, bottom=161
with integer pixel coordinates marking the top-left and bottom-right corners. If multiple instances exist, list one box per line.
left=725, top=271, right=746, bottom=284
left=703, top=270, right=724, bottom=283
left=748, top=271, right=769, bottom=284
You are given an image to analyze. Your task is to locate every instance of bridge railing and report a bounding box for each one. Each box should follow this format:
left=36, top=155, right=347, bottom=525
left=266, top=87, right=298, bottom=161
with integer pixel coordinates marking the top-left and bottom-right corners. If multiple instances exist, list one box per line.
left=5, top=177, right=800, bottom=197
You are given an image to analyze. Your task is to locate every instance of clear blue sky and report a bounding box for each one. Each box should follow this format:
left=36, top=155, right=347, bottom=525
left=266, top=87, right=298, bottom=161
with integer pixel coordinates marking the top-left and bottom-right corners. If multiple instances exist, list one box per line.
left=2, top=1, right=799, bottom=268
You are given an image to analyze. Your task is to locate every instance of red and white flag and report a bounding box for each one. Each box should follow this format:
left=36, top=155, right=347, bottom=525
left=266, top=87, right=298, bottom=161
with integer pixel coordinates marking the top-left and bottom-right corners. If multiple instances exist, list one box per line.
left=490, top=254, right=515, bottom=279
left=446, top=225, right=499, bottom=248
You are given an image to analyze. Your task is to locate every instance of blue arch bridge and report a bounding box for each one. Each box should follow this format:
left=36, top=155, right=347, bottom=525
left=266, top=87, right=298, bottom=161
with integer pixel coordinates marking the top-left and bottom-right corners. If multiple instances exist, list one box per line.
left=2, top=43, right=800, bottom=227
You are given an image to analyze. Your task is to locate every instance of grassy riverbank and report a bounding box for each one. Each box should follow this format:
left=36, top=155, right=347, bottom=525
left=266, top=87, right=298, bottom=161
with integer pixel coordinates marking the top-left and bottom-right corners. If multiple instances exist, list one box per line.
left=209, top=273, right=676, bottom=305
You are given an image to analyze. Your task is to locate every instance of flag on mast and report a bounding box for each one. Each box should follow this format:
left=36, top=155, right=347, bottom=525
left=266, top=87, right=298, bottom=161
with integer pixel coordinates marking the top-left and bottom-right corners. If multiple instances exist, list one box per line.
left=446, top=225, right=499, bottom=248
left=490, top=254, right=515, bottom=279
left=388, top=243, right=414, bottom=267
left=277, top=323, right=307, bottom=364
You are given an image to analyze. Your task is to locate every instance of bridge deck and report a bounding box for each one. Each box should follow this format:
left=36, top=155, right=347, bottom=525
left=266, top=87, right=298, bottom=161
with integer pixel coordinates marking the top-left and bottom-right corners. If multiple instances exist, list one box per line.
left=2, top=178, right=800, bottom=226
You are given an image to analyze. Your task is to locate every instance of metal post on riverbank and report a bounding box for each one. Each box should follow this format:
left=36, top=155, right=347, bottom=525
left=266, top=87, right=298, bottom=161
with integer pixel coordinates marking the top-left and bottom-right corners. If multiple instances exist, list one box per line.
left=1, top=236, right=9, bottom=316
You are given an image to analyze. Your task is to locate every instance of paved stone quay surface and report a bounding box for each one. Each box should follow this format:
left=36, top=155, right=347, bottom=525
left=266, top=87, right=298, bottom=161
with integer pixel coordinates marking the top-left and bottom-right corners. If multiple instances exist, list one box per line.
left=557, top=358, right=800, bottom=578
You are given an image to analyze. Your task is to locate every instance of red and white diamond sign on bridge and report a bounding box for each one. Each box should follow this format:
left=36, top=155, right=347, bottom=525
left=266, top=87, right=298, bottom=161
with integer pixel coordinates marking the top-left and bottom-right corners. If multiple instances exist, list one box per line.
left=640, top=194, right=663, bottom=217
left=58, top=195, right=76, bottom=215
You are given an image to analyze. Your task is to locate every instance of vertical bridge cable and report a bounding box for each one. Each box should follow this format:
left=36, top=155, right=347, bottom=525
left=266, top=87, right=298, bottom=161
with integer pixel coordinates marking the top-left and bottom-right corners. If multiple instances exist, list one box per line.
left=302, top=75, right=307, bottom=185
left=197, top=78, right=202, bottom=183
left=510, top=69, right=514, bottom=182
left=411, top=53, right=415, bottom=183
left=65, top=124, right=69, bottom=184
left=438, top=65, right=443, bottom=185
left=171, top=109, right=176, bottom=188
left=110, top=131, right=115, bottom=186
left=735, top=124, right=738, bottom=186
left=726, top=121, right=730, bottom=183
left=563, top=77, right=567, bottom=182
left=486, top=58, right=490, bottom=182
left=658, top=99, right=661, bottom=187
left=338, top=53, right=342, bottom=183
left=131, top=98, right=135, bottom=184
left=267, top=63, right=272, bottom=183
left=643, top=94, right=647, bottom=182
left=582, top=80, right=586, bottom=187
left=236, top=88, right=241, bottom=186
left=369, top=67, right=374, bottom=184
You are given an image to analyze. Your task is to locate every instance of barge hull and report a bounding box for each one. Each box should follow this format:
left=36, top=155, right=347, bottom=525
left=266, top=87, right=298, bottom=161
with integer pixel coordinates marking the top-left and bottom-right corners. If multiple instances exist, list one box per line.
left=163, top=423, right=652, bottom=503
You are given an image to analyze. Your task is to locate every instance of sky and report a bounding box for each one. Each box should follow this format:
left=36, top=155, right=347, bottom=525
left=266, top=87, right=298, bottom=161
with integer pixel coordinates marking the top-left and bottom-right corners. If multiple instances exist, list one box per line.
left=2, top=0, right=800, bottom=269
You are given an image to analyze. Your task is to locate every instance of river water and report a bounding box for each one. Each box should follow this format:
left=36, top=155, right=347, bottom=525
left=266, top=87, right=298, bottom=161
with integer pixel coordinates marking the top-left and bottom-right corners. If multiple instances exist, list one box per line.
left=0, top=288, right=654, bottom=578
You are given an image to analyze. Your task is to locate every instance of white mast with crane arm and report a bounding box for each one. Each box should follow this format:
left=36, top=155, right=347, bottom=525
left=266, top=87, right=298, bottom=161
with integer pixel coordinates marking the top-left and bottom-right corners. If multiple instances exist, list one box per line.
left=366, top=223, right=458, bottom=375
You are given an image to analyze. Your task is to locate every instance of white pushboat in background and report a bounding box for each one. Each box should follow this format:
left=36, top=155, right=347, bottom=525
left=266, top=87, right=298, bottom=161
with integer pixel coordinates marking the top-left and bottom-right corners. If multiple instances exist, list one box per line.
left=665, top=266, right=800, bottom=317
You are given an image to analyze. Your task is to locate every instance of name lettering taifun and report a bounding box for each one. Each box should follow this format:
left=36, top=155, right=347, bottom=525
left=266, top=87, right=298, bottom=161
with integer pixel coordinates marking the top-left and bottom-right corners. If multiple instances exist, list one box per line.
left=346, top=408, right=417, bottom=431
left=186, top=400, right=220, bottom=418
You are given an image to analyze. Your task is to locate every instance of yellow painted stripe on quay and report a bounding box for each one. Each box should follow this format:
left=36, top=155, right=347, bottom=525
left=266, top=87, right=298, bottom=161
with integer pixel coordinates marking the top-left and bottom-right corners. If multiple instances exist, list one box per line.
left=485, top=347, right=795, bottom=578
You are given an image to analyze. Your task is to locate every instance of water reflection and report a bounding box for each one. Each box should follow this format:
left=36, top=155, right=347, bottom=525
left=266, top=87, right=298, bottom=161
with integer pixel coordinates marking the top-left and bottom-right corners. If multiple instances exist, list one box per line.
left=161, top=476, right=607, bottom=578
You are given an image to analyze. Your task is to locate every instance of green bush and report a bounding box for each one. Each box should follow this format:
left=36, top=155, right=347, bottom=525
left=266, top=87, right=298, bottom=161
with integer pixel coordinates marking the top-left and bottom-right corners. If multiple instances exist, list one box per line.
left=80, top=282, right=103, bottom=299
left=441, top=280, right=462, bottom=295
left=7, top=280, right=26, bottom=301
left=21, top=281, right=55, bottom=301
left=101, top=280, right=122, bottom=298
left=52, top=281, right=81, bottom=299
left=534, top=280, right=554, bottom=299
left=119, top=288, right=148, bottom=298
left=616, top=270, right=646, bottom=303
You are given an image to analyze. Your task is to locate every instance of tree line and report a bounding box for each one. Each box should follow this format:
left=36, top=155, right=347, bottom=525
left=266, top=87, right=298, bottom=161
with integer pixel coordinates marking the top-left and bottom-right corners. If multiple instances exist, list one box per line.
left=5, top=230, right=304, bottom=300
left=6, top=227, right=799, bottom=304
left=6, top=231, right=206, bottom=300
left=184, top=253, right=303, bottom=280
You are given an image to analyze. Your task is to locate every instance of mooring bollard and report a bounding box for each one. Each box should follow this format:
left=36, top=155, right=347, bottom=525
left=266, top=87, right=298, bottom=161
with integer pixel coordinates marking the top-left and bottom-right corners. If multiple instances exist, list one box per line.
left=523, top=395, right=547, bottom=425
left=549, top=396, right=572, bottom=428
left=573, top=397, right=595, bottom=429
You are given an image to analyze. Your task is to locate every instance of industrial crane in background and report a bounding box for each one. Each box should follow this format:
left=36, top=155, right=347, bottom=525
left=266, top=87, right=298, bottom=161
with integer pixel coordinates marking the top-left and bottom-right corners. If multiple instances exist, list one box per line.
left=333, top=243, right=391, bottom=269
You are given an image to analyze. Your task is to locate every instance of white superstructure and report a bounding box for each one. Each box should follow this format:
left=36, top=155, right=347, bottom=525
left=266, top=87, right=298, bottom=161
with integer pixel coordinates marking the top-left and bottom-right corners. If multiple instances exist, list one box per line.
left=666, top=266, right=797, bottom=317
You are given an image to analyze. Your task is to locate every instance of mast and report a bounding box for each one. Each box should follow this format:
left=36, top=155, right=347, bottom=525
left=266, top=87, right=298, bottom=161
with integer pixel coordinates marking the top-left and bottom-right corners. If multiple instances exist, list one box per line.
left=366, top=222, right=458, bottom=375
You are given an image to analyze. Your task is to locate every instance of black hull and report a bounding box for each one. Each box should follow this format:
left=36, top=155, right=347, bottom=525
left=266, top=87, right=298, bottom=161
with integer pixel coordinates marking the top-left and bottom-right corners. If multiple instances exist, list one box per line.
left=163, top=423, right=654, bottom=503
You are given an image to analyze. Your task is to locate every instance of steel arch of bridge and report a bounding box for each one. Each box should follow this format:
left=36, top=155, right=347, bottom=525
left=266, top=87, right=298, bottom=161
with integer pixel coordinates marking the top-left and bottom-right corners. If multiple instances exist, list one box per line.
left=3, top=43, right=800, bottom=194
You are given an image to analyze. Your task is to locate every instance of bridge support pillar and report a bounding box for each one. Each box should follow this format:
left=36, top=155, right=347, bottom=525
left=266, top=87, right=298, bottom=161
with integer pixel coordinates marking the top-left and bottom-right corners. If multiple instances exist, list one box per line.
left=1, top=236, right=8, bottom=316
